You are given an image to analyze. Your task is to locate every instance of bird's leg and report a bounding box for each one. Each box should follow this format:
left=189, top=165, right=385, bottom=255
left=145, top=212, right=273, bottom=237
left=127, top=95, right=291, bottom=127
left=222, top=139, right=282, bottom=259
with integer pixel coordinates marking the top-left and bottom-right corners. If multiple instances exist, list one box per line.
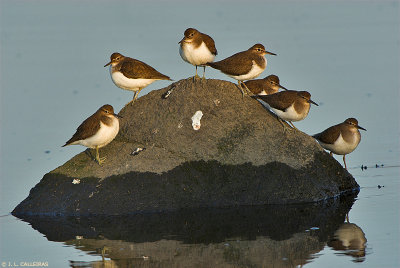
left=193, top=66, right=200, bottom=82
left=202, top=66, right=206, bottom=81
left=346, top=212, right=349, bottom=223
left=240, top=81, right=252, bottom=95
left=237, top=81, right=246, bottom=98
left=127, top=89, right=141, bottom=106
left=127, top=92, right=138, bottom=106
left=343, top=155, right=348, bottom=170
left=288, top=121, right=299, bottom=131
left=95, top=146, right=106, bottom=165
left=100, top=246, right=109, bottom=261
left=276, top=117, right=289, bottom=133
left=133, top=88, right=142, bottom=101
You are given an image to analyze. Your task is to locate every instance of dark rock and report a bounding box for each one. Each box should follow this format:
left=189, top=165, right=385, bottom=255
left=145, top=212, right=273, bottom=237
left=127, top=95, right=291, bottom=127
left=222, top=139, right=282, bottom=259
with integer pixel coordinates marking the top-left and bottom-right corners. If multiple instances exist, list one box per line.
left=13, top=79, right=359, bottom=216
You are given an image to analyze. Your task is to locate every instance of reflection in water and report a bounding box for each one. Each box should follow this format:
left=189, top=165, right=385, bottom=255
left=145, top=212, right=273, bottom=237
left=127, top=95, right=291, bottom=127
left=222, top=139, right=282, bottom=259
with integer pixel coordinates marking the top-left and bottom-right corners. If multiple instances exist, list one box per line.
left=17, top=194, right=358, bottom=267
left=328, top=216, right=367, bottom=263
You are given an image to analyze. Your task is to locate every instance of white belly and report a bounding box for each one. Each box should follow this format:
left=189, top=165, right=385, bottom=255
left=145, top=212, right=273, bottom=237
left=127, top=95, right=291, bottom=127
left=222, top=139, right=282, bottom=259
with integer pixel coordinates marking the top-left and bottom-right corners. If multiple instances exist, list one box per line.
left=230, top=60, right=266, bottom=81
left=334, top=223, right=366, bottom=248
left=179, top=42, right=215, bottom=66
left=318, top=132, right=360, bottom=155
left=110, top=69, right=158, bottom=92
left=258, top=91, right=268, bottom=96
left=269, top=104, right=309, bottom=122
left=73, top=119, right=119, bottom=149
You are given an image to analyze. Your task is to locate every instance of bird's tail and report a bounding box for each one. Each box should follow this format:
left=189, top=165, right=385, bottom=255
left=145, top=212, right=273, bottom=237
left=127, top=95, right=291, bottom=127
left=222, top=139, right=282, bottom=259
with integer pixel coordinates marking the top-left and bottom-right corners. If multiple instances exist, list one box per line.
left=206, top=62, right=217, bottom=68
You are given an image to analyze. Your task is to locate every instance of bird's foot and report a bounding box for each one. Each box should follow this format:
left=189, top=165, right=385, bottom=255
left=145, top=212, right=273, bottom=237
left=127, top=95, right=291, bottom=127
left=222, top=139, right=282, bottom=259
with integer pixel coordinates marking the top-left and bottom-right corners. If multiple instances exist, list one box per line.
left=237, top=85, right=246, bottom=99
left=126, top=99, right=136, bottom=106
left=238, top=82, right=251, bottom=99
left=192, top=75, right=201, bottom=82
left=96, top=156, right=106, bottom=165
left=277, top=118, right=290, bottom=132
left=289, top=122, right=299, bottom=131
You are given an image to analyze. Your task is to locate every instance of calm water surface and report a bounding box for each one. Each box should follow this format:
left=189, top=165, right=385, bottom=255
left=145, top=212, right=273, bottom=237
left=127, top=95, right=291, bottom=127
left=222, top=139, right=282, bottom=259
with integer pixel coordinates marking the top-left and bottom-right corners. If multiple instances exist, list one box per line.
left=1, top=1, right=399, bottom=267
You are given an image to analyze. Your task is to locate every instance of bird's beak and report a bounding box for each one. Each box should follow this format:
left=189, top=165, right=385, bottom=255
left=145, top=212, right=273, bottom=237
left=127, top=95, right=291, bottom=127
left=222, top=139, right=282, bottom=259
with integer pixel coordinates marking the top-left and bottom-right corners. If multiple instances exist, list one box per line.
left=178, top=37, right=185, bottom=44
left=309, top=99, right=319, bottom=106
left=278, top=84, right=289, bottom=91
left=265, top=51, right=276, bottom=56
left=357, top=125, right=366, bottom=131
left=113, top=113, right=123, bottom=119
left=104, top=61, right=112, bottom=67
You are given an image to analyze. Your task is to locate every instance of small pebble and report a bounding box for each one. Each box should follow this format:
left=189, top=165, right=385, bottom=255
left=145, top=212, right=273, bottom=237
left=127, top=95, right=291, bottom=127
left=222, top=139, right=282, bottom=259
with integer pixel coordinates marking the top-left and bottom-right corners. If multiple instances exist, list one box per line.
left=131, top=147, right=146, bottom=156
left=162, top=85, right=175, bottom=99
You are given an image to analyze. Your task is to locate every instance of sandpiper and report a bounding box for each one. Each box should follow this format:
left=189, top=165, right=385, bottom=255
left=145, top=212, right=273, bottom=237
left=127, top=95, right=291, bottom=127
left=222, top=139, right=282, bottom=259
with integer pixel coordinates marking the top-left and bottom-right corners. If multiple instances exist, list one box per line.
left=313, top=118, right=366, bottom=170
left=253, top=90, right=318, bottom=130
left=104, top=52, right=171, bottom=105
left=207, top=44, right=276, bottom=97
left=328, top=222, right=367, bottom=259
left=244, top=74, right=288, bottom=95
left=179, top=28, right=217, bottom=80
left=63, top=104, right=121, bottom=165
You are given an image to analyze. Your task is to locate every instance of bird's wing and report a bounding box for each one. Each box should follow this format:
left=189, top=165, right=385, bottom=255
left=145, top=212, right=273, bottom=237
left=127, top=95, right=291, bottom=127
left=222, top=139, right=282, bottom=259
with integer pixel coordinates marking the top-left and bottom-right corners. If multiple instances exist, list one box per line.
left=64, top=114, right=100, bottom=146
left=257, top=91, right=297, bottom=111
left=202, top=34, right=218, bottom=56
left=120, top=59, right=170, bottom=80
left=313, top=124, right=342, bottom=144
left=208, top=52, right=253, bottom=76
left=244, top=80, right=264, bottom=94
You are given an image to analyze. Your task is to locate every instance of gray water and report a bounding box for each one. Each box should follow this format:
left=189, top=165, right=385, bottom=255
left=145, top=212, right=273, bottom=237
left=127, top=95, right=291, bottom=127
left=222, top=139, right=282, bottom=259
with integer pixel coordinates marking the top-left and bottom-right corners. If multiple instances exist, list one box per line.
left=1, top=0, right=399, bottom=267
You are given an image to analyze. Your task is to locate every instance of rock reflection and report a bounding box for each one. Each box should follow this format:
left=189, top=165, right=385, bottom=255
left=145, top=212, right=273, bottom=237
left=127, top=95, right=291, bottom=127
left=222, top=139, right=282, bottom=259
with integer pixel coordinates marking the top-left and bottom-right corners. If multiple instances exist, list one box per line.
left=17, top=194, right=358, bottom=267
left=327, top=215, right=367, bottom=263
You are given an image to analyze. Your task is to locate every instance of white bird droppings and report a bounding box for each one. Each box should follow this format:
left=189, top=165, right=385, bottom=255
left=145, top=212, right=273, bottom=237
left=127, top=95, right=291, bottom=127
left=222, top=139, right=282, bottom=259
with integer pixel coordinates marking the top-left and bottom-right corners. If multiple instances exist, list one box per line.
left=191, top=111, right=203, bottom=130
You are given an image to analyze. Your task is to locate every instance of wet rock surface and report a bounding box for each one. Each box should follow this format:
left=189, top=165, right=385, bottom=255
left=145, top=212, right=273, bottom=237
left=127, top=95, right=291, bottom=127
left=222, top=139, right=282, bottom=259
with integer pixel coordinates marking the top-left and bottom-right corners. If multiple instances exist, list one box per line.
left=13, top=79, right=359, bottom=216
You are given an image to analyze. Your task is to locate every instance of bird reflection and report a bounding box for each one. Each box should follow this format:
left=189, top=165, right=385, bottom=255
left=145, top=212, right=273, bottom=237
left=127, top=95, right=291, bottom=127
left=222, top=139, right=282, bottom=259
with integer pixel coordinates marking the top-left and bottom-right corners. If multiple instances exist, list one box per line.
left=328, top=215, right=367, bottom=262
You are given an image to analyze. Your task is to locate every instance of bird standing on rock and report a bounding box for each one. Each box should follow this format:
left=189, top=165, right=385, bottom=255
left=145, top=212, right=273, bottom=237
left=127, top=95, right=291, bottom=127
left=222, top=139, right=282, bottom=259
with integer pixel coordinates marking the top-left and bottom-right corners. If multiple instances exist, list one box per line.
left=179, top=28, right=217, bottom=81
left=105, top=52, right=172, bottom=105
left=244, top=74, right=288, bottom=95
left=63, top=104, right=121, bottom=165
left=207, top=44, right=276, bottom=97
left=313, top=118, right=366, bottom=170
left=253, top=90, right=318, bottom=130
